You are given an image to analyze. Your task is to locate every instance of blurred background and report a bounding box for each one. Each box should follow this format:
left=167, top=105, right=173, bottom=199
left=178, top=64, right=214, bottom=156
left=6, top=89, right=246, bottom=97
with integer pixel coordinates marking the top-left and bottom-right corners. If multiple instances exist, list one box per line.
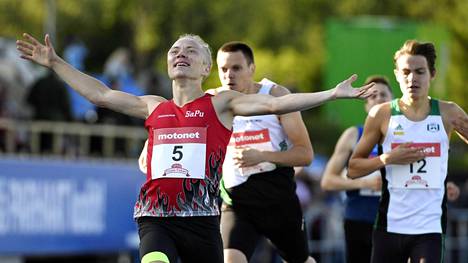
left=0, top=0, right=466, bottom=262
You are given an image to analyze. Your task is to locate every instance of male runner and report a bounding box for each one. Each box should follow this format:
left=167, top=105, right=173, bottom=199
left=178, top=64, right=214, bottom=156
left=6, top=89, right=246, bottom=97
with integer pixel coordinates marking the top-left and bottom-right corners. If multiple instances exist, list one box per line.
left=17, top=33, right=373, bottom=263
left=348, top=40, right=468, bottom=263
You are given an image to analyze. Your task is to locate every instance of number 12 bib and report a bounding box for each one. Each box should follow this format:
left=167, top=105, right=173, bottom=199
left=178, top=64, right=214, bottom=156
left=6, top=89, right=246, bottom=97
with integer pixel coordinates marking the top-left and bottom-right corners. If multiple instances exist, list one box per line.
left=152, top=127, right=207, bottom=180
left=390, top=142, right=442, bottom=189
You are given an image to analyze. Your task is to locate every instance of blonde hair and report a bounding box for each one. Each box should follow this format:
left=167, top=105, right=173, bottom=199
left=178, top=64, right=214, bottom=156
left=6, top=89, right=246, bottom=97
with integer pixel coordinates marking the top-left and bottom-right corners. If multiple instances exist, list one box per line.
left=177, top=34, right=213, bottom=70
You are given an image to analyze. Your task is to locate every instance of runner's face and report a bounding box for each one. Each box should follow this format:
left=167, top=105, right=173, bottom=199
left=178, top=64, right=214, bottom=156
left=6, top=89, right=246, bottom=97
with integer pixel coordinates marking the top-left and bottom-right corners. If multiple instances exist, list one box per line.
left=394, top=54, right=433, bottom=100
left=365, top=83, right=392, bottom=113
left=217, top=51, right=254, bottom=91
left=167, top=38, right=210, bottom=80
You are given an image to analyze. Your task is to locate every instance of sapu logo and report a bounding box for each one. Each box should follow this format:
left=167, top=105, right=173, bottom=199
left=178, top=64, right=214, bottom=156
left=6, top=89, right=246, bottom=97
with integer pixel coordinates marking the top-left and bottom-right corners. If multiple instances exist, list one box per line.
left=185, top=110, right=204, bottom=117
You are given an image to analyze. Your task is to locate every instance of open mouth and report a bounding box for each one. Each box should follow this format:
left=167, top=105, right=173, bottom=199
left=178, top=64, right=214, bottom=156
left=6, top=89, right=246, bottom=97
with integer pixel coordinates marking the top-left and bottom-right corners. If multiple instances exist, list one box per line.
left=174, top=62, right=190, bottom=67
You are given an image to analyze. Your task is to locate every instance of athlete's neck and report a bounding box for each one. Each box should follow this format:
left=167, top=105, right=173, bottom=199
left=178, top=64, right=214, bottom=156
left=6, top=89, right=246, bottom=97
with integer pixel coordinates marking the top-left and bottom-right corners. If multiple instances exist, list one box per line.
left=399, top=96, right=431, bottom=120
left=172, top=78, right=205, bottom=106
left=232, top=81, right=262, bottom=94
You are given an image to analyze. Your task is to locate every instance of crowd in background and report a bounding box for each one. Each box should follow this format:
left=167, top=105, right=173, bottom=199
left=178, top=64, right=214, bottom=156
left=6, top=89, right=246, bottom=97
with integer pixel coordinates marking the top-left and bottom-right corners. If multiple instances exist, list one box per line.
left=1, top=34, right=467, bottom=263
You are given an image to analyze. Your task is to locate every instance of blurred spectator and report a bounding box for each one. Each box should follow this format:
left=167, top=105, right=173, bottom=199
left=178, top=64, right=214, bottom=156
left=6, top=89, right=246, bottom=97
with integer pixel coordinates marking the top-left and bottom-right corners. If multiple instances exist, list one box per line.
left=62, top=35, right=96, bottom=122
left=26, top=71, right=72, bottom=153
left=104, top=47, right=144, bottom=97
left=90, top=77, right=142, bottom=157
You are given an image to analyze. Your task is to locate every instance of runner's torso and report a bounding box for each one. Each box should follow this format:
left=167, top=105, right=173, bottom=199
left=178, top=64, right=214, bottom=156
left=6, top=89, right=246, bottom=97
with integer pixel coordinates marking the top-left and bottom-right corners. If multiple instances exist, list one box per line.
left=376, top=98, right=449, bottom=234
left=134, top=93, right=232, bottom=217
left=221, top=79, right=297, bottom=206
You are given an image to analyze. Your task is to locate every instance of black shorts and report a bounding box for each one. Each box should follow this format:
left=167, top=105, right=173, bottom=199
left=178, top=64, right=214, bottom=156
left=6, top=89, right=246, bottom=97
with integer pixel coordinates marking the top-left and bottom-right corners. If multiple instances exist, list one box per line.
left=371, top=229, right=444, bottom=263
left=137, top=216, right=223, bottom=263
left=344, top=219, right=374, bottom=263
left=220, top=199, right=309, bottom=263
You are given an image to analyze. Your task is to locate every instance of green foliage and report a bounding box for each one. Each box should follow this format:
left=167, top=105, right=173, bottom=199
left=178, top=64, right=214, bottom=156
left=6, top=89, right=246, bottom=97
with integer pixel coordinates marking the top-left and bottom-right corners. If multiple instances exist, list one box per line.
left=1, top=0, right=466, bottom=169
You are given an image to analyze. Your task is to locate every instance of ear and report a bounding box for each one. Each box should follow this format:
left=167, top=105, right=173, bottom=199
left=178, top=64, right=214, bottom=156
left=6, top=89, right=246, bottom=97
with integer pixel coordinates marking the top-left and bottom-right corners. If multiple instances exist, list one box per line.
left=249, top=63, right=256, bottom=75
left=430, top=69, right=436, bottom=80
left=202, top=63, right=211, bottom=78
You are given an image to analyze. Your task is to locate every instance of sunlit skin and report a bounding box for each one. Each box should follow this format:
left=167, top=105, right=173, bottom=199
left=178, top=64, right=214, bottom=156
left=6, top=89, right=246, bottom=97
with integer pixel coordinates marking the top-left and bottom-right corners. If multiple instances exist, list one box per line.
left=394, top=54, right=434, bottom=117
left=167, top=37, right=211, bottom=81
left=217, top=50, right=259, bottom=93
left=364, top=83, right=393, bottom=113
left=348, top=51, right=468, bottom=178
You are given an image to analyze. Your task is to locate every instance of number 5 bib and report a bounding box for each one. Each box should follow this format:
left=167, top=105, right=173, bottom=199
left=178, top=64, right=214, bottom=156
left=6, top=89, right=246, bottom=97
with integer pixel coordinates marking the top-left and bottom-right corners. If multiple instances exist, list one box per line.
left=390, top=142, right=442, bottom=189
left=152, top=127, right=207, bottom=180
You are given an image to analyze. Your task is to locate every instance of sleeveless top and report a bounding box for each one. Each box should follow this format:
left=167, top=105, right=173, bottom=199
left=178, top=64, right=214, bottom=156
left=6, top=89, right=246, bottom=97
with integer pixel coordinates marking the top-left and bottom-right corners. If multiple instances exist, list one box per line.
left=222, top=78, right=291, bottom=189
left=376, top=98, right=449, bottom=234
left=344, top=126, right=380, bottom=223
left=134, top=93, right=232, bottom=217
left=220, top=79, right=297, bottom=207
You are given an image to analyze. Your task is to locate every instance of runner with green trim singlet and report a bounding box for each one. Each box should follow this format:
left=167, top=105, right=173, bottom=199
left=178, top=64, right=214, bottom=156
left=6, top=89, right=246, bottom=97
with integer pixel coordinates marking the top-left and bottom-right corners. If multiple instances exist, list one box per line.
left=348, top=40, right=468, bottom=263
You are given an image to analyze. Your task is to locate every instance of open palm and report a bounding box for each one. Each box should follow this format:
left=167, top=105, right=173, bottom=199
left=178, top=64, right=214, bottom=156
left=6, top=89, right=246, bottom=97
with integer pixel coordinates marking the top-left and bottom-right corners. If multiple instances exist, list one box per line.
left=334, top=74, right=375, bottom=99
left=16, top=33, right=57, bottom=68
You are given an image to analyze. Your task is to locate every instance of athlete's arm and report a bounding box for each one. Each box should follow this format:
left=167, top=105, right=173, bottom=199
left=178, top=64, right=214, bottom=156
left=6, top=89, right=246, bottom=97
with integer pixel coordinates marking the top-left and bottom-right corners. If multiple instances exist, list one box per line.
left=321, top=127, right=380, bottom=191
left=17, top=33, right=164, bottom=119
left=214, top=75, right=374, bottom=118
left=138, top=140, right=148, bottom=174
left=348, top=104, right=426, bottom=178
left=233, top=85, right=313, bottom=167
left=441, top=101, right=468, bottom=144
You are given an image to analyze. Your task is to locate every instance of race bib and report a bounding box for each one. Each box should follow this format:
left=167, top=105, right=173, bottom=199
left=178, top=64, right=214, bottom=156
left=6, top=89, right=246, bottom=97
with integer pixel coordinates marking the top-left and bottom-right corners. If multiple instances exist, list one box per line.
left=390, top=143, right=442, bottom=189
left=151, top=127, right=207, bottom=180
left=227, top=129, right=276, bottom=176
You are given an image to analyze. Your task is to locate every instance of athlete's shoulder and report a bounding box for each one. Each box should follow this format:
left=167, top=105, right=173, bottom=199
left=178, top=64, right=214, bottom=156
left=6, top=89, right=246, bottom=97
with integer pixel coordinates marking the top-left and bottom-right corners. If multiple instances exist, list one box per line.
left=259, top=78, right=290, bottom=97
left=341, top=126, right=360, bottom=145
left=438, top=99, right=462, bottom=114
left=205, top=86, right=229, bottom=95
left=141, top=95, right=168, bottom=115
left=368, top=101, right=391, bottom=118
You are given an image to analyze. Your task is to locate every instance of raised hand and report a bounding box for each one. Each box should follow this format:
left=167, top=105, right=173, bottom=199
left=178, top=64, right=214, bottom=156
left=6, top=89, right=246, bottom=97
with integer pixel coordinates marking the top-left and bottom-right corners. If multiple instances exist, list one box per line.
left=16, top=33, right=57, bottom=68
left=333, top=74, right=375, bottom=99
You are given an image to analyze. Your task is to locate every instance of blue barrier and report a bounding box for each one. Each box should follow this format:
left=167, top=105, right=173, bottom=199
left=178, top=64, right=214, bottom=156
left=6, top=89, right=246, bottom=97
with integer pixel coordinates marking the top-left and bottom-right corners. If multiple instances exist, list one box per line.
left=0, top=157, right=145, bottom=255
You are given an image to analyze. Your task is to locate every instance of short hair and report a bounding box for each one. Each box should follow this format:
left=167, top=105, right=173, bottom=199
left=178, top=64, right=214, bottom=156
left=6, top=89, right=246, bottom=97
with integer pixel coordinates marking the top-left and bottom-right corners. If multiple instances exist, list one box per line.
left=394, top=40, right=436, bottom=76
left=177, top=34, right=213, bottom=69
left=218, top=41, right=255, bottom=65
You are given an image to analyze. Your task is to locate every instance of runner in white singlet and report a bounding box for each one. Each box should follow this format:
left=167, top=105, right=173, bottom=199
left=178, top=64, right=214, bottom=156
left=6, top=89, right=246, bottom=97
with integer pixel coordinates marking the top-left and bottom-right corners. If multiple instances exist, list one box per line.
left=348, top=40, right=468, bottom=263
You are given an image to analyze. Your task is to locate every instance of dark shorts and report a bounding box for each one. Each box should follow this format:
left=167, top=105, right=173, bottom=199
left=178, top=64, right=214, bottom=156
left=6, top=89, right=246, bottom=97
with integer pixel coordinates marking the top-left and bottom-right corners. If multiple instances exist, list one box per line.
left=137, top=216, right=223, bottom=263
left=220, top=200, right=309, bottom=263
left=371, top=229, right=444, bottom=263
left=344, top=219, right=374, bottom=263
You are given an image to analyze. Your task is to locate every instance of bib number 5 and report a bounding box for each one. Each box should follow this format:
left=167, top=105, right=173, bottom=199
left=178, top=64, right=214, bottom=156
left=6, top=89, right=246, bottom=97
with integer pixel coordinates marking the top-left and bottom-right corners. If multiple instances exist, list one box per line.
left=172, top=146, right=183, bottom=161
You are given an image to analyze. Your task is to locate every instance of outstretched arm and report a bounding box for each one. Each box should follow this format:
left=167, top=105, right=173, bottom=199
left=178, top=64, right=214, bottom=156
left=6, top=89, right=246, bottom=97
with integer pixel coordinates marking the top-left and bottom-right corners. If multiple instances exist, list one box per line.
left=321, top=127, right=381, bottom=191
left=231, top=85, right=313, bottom=167
left=17, top=33, right=162, bottom=119
left=218, top=74, right=374, bottom=117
